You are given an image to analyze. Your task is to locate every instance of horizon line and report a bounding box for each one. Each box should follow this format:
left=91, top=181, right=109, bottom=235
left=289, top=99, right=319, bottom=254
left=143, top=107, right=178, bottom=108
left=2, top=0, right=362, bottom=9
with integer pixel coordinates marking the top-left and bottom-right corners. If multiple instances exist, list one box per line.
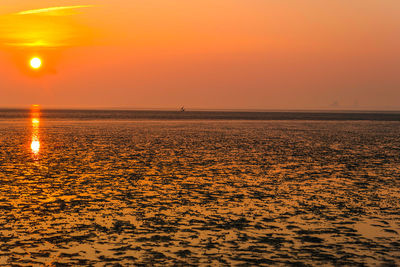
left=1, top=106, right=400, bottom=113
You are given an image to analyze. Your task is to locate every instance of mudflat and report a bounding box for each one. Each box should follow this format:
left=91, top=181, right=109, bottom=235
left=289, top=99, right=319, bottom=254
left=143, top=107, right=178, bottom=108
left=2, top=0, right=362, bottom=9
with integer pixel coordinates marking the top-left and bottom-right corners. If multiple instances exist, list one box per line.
left=0, top=112, right=399, bottom=265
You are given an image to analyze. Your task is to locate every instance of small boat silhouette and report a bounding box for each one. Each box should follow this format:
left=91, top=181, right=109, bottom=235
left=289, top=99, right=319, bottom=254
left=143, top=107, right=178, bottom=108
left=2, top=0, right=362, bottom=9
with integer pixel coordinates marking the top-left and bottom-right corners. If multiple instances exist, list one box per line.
left=180, top=106, right=185, bottom=112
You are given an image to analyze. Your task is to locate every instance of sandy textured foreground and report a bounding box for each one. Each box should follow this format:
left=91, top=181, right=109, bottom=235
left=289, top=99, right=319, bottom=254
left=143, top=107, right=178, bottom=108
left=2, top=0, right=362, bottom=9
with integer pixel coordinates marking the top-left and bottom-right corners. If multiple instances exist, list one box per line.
left=0, top=120, right=399, bottom=266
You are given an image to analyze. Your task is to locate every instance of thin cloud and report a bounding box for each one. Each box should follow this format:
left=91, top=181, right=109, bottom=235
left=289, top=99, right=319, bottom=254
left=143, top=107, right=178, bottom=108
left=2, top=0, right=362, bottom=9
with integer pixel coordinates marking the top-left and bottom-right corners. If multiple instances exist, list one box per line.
left=16, top=5, right=94, bottom=16
left=0, top=5, right=96, bottom=48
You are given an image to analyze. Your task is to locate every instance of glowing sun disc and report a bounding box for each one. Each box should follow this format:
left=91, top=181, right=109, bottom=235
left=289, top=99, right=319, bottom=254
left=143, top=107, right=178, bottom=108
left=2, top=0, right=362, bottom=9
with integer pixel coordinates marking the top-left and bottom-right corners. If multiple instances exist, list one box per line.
left=30, top=57, right=42, bottom=69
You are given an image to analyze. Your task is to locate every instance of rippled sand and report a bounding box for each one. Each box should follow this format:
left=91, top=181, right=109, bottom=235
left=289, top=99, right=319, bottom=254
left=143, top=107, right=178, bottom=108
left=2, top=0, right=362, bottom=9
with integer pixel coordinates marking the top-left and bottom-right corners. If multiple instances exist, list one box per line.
left=0, top=118, right=399, bottom=265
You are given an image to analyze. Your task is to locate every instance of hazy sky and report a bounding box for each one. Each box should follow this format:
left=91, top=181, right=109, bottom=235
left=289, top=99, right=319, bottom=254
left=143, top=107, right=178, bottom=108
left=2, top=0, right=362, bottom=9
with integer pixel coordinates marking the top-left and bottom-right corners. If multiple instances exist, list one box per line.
left=0, top=0, right=399, bottom=110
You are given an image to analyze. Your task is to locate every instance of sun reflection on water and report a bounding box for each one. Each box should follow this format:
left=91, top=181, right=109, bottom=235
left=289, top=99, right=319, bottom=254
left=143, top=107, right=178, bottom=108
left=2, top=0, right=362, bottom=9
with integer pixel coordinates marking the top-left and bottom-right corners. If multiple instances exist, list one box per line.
left=30, top=105, right=41, bottom=159
left=30, top=140, right=40, bottom=154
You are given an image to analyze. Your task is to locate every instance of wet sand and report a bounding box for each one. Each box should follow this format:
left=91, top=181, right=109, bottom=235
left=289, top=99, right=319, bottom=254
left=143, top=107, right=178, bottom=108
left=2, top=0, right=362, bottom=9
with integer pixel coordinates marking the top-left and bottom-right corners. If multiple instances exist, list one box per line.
left=0, top=118, right=399, bottom=265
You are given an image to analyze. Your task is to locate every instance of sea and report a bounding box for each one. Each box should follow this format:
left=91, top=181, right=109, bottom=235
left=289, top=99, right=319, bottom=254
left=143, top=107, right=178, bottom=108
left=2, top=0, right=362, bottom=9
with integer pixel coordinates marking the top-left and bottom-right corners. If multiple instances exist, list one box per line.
left=0, top=109, right=399, bottom=266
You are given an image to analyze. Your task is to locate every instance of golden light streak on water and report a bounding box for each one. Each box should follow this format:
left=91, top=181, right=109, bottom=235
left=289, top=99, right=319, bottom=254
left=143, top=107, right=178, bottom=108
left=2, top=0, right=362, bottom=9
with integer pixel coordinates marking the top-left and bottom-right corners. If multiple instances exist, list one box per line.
left=30, top=105, right=41, bottom=159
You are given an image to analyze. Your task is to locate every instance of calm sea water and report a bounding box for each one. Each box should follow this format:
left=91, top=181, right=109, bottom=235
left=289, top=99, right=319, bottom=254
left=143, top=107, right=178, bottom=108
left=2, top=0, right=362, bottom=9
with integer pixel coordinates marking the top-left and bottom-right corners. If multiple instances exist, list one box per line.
left=0, top=109, right=399, bottom=265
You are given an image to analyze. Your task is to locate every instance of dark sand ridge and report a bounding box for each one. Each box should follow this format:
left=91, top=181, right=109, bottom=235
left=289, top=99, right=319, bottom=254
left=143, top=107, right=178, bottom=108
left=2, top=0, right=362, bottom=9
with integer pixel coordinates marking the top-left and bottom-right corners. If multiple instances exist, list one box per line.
left=1, top=109, right=400, bottom=121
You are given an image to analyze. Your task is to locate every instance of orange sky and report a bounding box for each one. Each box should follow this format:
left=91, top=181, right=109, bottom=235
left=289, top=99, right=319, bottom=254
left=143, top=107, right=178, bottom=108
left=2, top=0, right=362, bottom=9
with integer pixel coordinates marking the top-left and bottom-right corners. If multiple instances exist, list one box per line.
left=0, top=0, right=399, bottom=110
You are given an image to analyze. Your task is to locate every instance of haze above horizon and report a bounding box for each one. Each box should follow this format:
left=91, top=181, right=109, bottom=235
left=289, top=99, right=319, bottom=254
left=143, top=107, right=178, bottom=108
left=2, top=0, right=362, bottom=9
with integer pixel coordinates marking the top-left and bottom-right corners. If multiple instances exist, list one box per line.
left=0, top=0, right=399, bottom=110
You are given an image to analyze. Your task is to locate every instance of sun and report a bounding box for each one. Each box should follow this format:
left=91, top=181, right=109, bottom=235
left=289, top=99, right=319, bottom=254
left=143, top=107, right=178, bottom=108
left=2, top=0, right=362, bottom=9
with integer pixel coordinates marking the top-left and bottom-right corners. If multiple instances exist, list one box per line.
left=30, top=57, right=42, bottom=69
